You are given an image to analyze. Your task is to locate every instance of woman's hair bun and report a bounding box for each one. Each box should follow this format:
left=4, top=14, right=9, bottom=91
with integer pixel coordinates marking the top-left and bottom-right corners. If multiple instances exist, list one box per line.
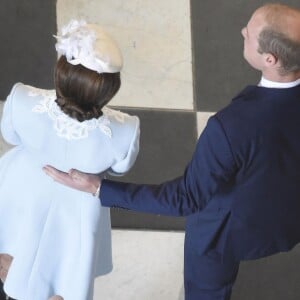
left=56, top=97, right=103, bottom=122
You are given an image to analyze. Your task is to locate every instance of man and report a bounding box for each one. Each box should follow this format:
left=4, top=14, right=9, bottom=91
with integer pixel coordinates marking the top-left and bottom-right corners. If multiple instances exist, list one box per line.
left=43, top=3, right=300, bottom=300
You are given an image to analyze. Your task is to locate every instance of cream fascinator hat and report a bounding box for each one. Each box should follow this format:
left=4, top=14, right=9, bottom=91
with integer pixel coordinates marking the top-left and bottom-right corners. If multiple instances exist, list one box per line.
left=55, top=20, right=123, bottom=73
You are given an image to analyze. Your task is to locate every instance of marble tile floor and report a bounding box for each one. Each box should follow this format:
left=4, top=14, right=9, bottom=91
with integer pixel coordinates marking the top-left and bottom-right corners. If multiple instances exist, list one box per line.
left=93, top=230, right=185, bottom=300
left=3, top=224, right=300, bottom=299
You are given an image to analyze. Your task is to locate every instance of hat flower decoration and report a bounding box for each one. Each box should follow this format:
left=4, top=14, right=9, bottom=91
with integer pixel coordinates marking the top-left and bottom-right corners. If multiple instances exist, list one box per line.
left=54, top=19, right=123, bottom=74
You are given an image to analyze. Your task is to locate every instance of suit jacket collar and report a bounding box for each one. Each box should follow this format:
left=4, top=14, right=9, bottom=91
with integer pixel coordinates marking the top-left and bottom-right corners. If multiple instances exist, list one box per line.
left=232, top=84, right=300, bottom=102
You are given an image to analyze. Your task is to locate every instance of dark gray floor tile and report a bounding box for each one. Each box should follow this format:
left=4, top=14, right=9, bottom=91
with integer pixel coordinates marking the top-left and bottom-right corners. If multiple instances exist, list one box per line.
left=190, top=1, right=257, bottom=111
left=0, top=1, right=57, bottom=99
left=108, top=108, right=198, bottom=230
left=232, top=245, right=300, bottom=300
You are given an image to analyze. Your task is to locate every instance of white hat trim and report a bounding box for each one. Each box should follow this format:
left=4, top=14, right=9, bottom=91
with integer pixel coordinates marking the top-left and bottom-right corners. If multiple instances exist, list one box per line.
left=54, top=20, right=123, bottom=74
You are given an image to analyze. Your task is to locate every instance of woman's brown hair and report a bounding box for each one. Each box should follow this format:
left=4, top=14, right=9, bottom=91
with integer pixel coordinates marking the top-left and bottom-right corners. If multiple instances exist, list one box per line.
left=54, top=56, right=121, bottom=122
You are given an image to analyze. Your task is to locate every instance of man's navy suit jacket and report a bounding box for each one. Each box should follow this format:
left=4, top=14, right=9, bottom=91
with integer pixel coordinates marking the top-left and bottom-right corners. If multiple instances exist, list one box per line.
left=101, top=85, right=300, bottom=262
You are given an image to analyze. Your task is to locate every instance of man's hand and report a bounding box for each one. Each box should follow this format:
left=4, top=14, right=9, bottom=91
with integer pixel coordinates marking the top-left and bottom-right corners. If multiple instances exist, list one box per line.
left=48, top=295, right=64, bottom=300
left=0, top=254, right=13, bottom=282
left=43, top=166, right=101, bottom=196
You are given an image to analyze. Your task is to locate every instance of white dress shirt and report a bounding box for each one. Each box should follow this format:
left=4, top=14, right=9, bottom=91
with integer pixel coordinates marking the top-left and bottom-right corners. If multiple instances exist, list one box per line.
left=259, top=76, right=300, bottom=88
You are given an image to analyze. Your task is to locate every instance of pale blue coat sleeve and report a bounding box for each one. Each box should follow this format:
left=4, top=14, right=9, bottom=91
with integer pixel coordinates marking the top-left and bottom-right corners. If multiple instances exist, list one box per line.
left=1, top=83, right=22, bottom=146
left=109, top=116, right=140, bottom=176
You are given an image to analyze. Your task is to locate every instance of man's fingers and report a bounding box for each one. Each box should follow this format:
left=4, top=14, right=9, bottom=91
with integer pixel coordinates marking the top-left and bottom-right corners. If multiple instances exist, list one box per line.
left=48, top=295, right=64, bottom=300
left=69, top=169, right=85, bottom=181
left=43, top=165, right=66, bottom=178
left=43, top=165, right=98, bottom=194
left=44, top=166, right=82, bottom=183
left=0, top=267, right=8, bottom=282
left=0, top=254, right=13, bottom=268
left=0, top=254, right=13, bottom=282
left=43, top=166, right=86, bottom=191
left=43, top=166, right=72, bottom=183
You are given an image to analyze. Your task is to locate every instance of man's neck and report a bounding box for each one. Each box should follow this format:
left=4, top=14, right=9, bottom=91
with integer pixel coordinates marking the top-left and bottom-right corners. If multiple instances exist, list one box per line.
left=262, top=70, right=300, bottom=83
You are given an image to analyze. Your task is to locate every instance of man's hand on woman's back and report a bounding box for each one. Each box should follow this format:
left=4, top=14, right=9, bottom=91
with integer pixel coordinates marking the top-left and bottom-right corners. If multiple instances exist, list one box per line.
left=43, top=166, right=101, bottom=196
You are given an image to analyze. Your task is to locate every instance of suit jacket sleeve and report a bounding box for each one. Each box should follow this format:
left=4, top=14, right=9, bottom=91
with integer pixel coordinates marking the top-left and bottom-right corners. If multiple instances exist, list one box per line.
left=100, top=116, right=238, bottom=216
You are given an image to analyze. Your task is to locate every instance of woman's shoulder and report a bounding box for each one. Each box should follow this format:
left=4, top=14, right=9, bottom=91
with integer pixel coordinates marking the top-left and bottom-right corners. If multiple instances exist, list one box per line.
left=102, top=106, right=139, bottom=129
left=7, top=83, right=55, bottom=103
left=100, top=107, right=140, bottom=142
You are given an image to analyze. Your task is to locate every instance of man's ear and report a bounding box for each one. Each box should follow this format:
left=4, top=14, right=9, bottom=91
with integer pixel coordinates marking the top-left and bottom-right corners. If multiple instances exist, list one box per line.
left=263, top=52, right=278, bottom=67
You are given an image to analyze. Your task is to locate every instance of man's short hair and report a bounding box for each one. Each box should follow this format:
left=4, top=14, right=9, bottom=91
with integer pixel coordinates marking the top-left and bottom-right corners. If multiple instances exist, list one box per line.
left=257, top=3, right=300, bottom=75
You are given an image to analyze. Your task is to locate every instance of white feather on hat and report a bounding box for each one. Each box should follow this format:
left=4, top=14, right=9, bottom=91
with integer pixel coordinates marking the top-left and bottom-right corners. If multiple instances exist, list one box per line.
left=55, top=20, right=123, bottom=74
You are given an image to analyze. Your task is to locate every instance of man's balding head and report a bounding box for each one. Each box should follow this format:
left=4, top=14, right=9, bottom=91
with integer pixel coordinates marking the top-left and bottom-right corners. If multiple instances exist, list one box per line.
left=256, top=4, right=300, bottom=75
left=259, top=4, right=300, bottom=41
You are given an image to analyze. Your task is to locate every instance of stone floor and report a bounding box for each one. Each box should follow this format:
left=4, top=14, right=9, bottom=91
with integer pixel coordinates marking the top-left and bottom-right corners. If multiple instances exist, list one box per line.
left=94, top=230, right=185, bottom=300
left=94, top=230, right=300, bottom=300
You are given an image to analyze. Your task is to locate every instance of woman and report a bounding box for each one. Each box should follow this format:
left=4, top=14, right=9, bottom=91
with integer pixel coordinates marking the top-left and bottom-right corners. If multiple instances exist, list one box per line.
left=0, top=20, right=140, bottom=300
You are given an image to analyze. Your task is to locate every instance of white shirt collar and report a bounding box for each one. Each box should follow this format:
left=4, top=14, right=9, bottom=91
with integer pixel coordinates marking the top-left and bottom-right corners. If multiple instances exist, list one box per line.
left=258, top=77, right=300, bottom=88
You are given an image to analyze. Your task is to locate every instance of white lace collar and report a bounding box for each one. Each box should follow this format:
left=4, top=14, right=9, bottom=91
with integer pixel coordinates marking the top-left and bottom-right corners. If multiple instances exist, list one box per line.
left=29, top=86, right=125, bottom=140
